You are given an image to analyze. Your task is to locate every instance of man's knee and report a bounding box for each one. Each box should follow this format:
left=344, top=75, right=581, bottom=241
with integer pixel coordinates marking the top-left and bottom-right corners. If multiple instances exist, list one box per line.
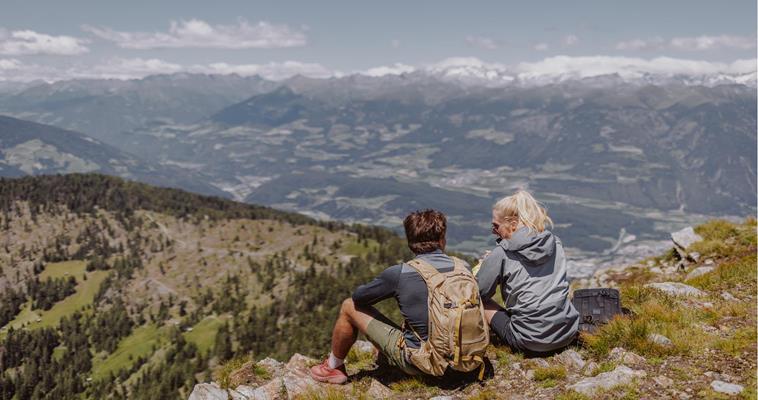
left=340, top=297, right=356, bottom=316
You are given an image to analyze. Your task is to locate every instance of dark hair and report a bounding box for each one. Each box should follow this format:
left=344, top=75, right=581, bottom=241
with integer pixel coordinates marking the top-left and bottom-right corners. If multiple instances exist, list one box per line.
left=403, top=209, right=446, bottom=254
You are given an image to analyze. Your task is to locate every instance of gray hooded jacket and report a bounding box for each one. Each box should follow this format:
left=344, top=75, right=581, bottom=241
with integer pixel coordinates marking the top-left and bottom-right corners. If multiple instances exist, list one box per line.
left=477, top=227, right=579, bottom=352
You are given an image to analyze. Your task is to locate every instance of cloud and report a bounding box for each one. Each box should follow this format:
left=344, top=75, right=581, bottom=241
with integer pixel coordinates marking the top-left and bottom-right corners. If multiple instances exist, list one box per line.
left=391, top=39, right=401, bottom=49
left=82, top=18, right=306, bottom=49
left=0, top=29, right=89, bottom=55
left=0, top=58, right=22, bottom=69
left=465, top=35, right=499, bottom=50
left=670, top=34, right=756, bottom=51
left=562, top=34, right=579, bottom=46
left=534, top=43, right=549, bottom=51
left=191, top=61, right=335, bottom=80
left=515, top=55, right=757, bottom=79
left=615, top=37, right=666, bottom=51
left=617, top=34, right=756, bottom=52
left=360, top=63, right=415, bottom=77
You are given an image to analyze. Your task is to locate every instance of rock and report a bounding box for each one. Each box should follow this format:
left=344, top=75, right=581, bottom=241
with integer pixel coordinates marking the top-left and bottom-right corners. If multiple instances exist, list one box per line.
left=648, top=333, right=673, bottom=347
left=429, top=396, right=456, bottom=400
left=704, top=258, right=715, bottom=265
left=258, top=357, right=283, bottom=371
left=689, top=252, right=701, bottom=262
left=188, top=383, right=229, bottom=400
left=530, top=358, right=549, bottom=368
left=721, top=291, right=738, bottom=301
left=353, top=340, right=376, bottom=355
left=228, top=389, right=248, bottom=400
left=671, top=227, right=703, bottom=249
left=710, top=380, right=744, bottom=395
left=645, top=282, right=706, bottom=297
left=582, top=361, right=599, bottom=377
left=554, top=349, right=586, bottom=370
left=649, top=267, right=664, bottom=274
left=525, top=369, right=535, bottom=380
left=285, top=353, right=318, bottom=371
left=609, top=347, right=646, bottom=366
left=229, top=362, right=262, bottom=388
left=248, top=378, right=286, bottom=400
left=568, top=365, right=647, bottom=397
left=366, top=379, right=393, bottom=399
left=686, top=266, right=714, bottom=280
left=654, top=375, right=674, bottom=388
left=282, top=370, right=319, bottom=399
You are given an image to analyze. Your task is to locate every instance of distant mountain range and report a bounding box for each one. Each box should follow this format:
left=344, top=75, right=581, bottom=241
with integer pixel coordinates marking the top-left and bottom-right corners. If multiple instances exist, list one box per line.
left=0, top=71, right=755, bottom=264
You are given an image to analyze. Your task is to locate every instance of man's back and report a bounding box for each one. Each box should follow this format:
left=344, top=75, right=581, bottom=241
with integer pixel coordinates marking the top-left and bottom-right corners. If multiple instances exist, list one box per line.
left=352, top=249, right=469, bottom=348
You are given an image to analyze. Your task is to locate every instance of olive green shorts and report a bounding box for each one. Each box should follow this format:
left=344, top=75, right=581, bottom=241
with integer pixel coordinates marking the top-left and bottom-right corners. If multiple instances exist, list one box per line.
left=364, top=318, right=421, bottom=376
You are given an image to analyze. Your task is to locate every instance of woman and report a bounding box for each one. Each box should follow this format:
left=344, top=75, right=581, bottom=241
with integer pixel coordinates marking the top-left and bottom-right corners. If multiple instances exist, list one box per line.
left=476, top=190, right=578, bottom=356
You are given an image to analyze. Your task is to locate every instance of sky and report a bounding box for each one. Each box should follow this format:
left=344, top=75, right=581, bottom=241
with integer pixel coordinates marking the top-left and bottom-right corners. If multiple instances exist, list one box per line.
left=0, top=0, right=756, bottom=81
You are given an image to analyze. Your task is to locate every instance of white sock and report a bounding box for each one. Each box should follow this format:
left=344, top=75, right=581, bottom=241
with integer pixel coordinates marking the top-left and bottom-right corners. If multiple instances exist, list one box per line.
left=327, top=352, right=344, bottom=369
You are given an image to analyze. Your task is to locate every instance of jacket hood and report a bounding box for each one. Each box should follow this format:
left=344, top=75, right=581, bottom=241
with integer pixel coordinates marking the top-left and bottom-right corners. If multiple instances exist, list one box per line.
left=497, top=227, right=556, bottom=265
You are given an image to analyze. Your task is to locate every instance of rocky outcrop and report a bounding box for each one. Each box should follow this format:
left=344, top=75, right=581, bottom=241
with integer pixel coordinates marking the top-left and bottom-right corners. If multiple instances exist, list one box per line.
left=567, top=365, right=647, bottom=396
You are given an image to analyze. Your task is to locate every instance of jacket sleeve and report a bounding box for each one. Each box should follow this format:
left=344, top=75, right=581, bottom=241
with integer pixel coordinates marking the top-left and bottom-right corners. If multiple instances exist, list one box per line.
left=352, top=264, right=401, bottom=306
left=477, top=249, right=504, bottom=300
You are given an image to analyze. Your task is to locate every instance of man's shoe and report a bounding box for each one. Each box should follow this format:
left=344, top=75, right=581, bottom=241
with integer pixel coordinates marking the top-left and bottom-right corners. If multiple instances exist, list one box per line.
left=309, top=360, right=348, bottom=384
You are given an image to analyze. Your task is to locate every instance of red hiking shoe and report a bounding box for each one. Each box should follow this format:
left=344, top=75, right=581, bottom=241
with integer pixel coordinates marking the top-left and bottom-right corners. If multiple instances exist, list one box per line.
left=309, top=359, right=348, bottom=384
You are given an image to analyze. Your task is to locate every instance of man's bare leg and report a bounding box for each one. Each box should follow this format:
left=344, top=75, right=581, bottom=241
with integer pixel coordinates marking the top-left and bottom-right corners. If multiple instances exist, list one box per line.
left=331, top=298, right=380, bottom=359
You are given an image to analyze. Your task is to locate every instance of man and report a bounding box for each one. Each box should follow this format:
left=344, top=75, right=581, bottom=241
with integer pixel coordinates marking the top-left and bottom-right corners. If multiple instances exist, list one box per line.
left=309, top=209, right=477, bottom=384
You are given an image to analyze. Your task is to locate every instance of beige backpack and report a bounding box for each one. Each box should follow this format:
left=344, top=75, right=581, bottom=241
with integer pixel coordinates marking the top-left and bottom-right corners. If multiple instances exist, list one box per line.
left=404, top=256, right=490, bottom=378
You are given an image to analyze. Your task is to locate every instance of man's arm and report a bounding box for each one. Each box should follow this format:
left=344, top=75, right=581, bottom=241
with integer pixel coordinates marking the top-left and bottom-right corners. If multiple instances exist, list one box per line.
left=352, top=265, right=401, bottom=306
left=477, top=250, right=503, bottom=301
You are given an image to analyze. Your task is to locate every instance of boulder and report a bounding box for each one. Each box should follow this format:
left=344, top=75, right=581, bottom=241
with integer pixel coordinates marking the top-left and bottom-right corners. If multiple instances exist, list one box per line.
left=282, top=371, right=320, bottom=399
left=567, top=365, right=647, bottom=396
left=353, top=340, right=377, bottom=355
left=686, top=266, right=714, bottom=280
left=710, top=380, right=744, bottom=395
left=609, top=347, right=646, bottom=366
left=285, top=353, right=318, bottom=371
left=366, top=379, right=393, bottom=398
left=671, top=227, right=703, bottom=249
left=721, top=291, right=738, bottom=302
left=554, top=349, right=586, bottom=370
left=645, top=282, right=706, bottom=297
left=188, top=383, right=229, bottom=400
left=582, top=361, right=599, bottom=377
left=235, top=381, right=286, bottom=400
left=648, top=333, right=673, bottom=347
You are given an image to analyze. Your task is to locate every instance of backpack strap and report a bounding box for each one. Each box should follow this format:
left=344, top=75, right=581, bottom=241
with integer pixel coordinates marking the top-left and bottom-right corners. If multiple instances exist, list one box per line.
left=450, top=256, right=468, bottom=273
left=405, top=258, right=440, bottom=281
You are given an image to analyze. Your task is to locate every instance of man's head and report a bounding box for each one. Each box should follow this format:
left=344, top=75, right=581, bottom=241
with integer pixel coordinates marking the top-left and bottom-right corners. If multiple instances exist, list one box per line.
left=403, top=209, right=447, bottom=255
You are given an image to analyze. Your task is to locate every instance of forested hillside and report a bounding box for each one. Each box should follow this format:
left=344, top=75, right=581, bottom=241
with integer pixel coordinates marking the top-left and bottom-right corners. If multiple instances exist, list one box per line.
left=0, top=174, right=428, bottom=399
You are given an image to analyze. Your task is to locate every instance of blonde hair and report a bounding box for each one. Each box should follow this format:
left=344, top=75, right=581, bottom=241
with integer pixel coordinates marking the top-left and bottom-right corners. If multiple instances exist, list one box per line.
left=493, top=190, right=553, bottom=233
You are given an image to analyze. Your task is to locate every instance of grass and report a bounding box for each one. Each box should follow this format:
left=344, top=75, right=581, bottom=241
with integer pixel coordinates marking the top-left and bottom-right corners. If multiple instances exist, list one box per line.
left=91, top=324, right=163, bottom=381
left=713, top=326, right=757, bottom=356
left=297, top=386, right=353, bottom=400
left=466, top=388, right=499, bottom=399
left=342, top=239, right=379, bottom=257
left=581, top=218, right=757, bottom=361
left=214, top=356, right=250, bottom=389
left=183, top=315, right=227, bottom=354
left=389, top=376, right=437, bottom=395
left=533, top=365, right=566, bottom=382
left=2, top=261, right=108, bottom=333
left=555, top=391, right=590, bottom=400
left=214, top=355, right=271, bottom=389
left=345, top=345, right=376, bottom=371
left=490, top=345, right=523, bottom=369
